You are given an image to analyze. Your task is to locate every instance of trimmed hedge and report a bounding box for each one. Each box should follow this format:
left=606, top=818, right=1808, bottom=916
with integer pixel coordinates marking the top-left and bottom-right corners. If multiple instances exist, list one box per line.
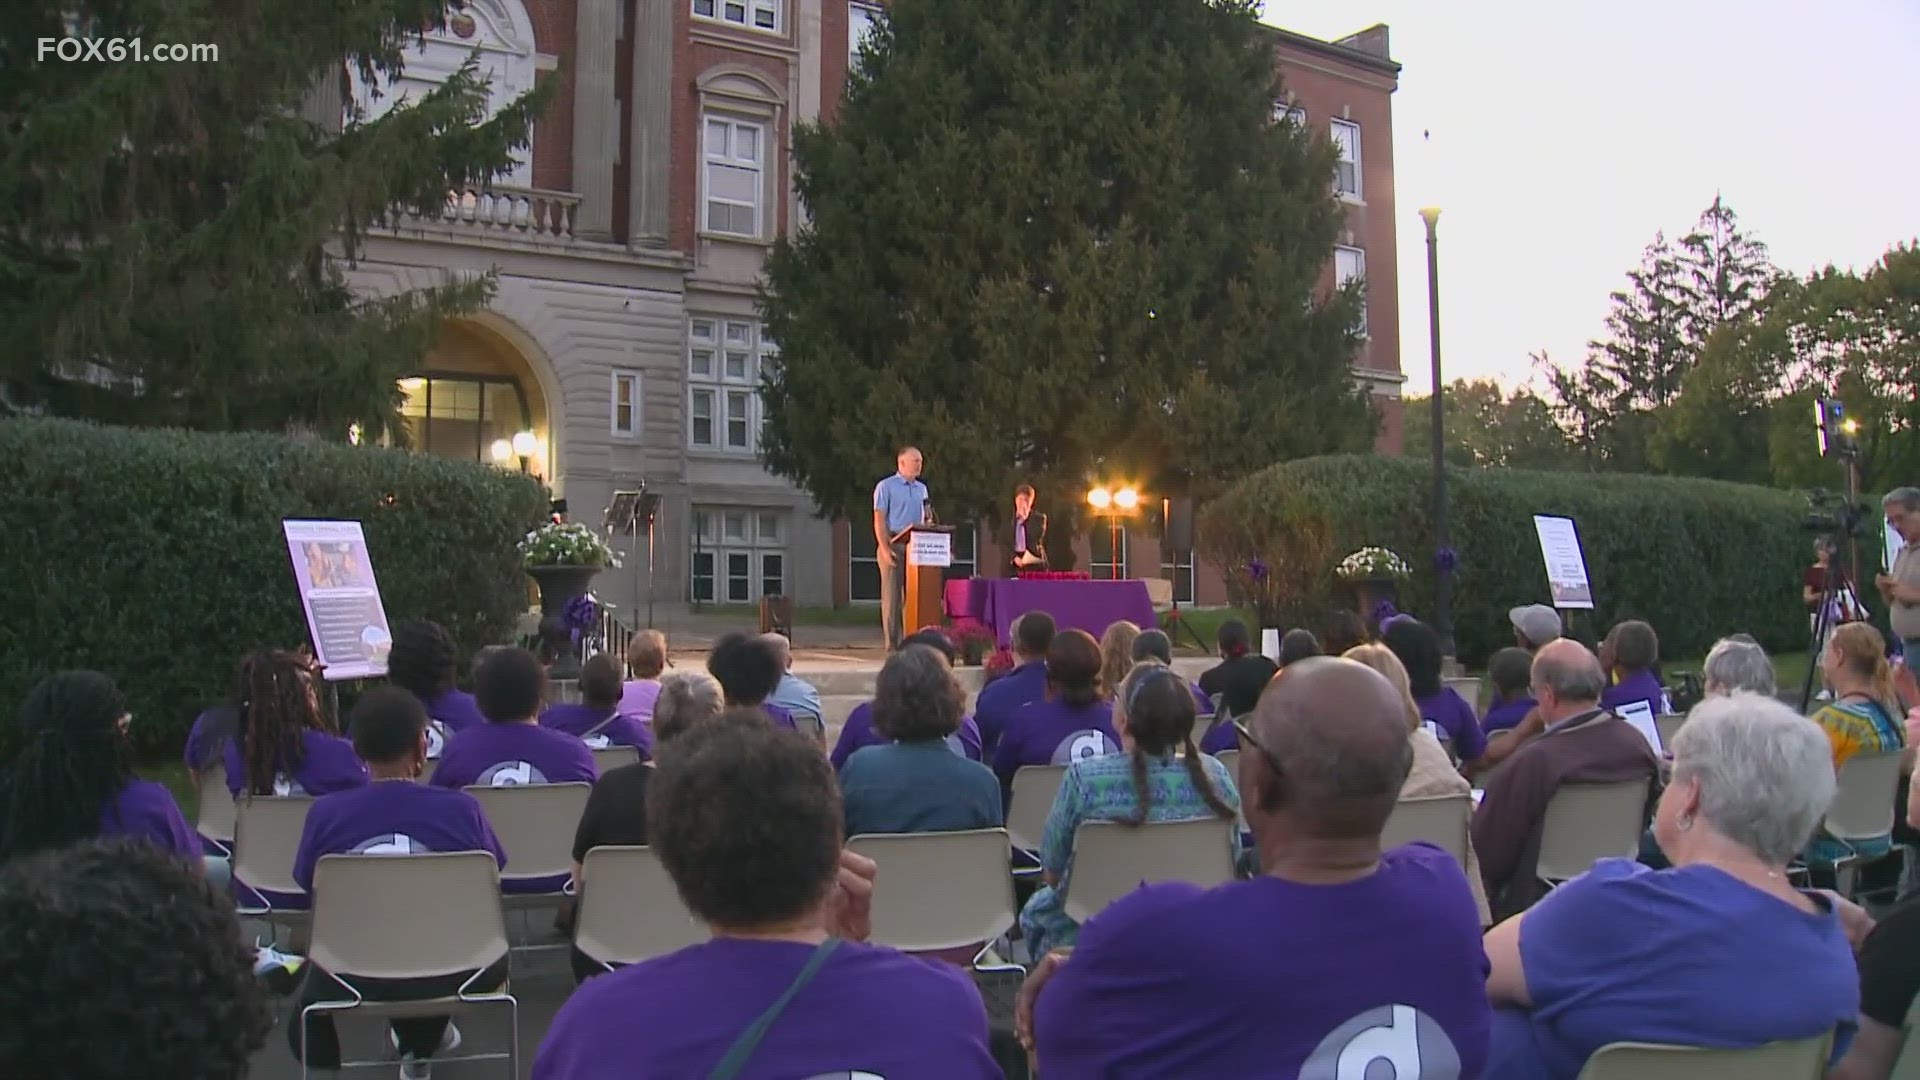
left=0, top=419, right=548, bottom=758
left=1197, top=455, right=1816, bottom=666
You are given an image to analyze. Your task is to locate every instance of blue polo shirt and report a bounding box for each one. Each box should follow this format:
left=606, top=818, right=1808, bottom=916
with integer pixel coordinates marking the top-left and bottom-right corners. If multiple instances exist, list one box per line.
left=875, top=473, right=928, bottom=538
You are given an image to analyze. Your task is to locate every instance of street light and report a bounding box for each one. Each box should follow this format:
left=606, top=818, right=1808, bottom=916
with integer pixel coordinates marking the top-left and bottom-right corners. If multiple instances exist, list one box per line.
left=1419, top=206, right=1454, bottom=658
left=1087, top=484, right=1143, bottom=581
left=511, top=429, right=540, bottom=475
left=489, top=438, right=514, bottom=465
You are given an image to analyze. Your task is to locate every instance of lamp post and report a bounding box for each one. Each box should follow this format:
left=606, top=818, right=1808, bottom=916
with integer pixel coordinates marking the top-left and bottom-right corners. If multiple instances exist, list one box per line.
left=1420, top=206, right=1454, bottom=658
left=1086, top=485, right=1141, bottom=581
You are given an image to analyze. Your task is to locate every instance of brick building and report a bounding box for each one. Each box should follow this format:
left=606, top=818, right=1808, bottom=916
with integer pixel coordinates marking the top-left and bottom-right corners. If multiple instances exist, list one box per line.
left=343, top=1, right=1401, bottom=617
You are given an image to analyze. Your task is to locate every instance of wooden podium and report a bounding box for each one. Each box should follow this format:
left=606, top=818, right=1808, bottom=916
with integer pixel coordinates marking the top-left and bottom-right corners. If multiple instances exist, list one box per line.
left=901, top=524, right=954, bottom=637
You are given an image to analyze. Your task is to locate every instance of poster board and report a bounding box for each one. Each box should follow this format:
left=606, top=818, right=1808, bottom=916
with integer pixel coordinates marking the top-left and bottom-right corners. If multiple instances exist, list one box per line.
left=283, top=519, right=394, bottom=681
left=908, top=530, right=953, bottom=568
left=1532, top=515, right=1595, bottom=610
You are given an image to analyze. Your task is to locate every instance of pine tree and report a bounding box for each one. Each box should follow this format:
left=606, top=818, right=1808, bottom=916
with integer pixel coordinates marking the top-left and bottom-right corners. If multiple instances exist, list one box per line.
left=0, top=1, right=545, bottom=434
left=1676, top=194, right=1775, bottom=348
left=760, top=0, right=1373, bottom=530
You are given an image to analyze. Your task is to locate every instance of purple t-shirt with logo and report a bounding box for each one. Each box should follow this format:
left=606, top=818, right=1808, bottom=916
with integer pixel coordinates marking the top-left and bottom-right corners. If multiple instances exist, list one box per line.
left=1034, top=843, right=1491, bottom=1077
left=224, top=729, right=369, bottom=799
left=974, top=660, right=1048, bottom=754
left=532, top=938, right=1001, bottom=1079
left=618, top=679, right=663, bottom=722
left=100, top=780, right=201, bottom=861
left=1415, top=687, right=1487, bottom=762
left=1600, top=670, right=1667, bottom=719
left=431, top=722, right=598, bottom=790
left=992, top=699, right=1119, bottom=791
left=420, top=688, right=487, bottom=733
left=830, top=701, right=984, bottom=769
left=540, top=703, right=655, bottom=759
left=1483, top=696, right=1537, bottom=734
left=291, top=781, right=506, bottom=892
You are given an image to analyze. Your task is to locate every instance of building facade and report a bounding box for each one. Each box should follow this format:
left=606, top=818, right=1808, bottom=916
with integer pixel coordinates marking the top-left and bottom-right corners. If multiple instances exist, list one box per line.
left=345, top=1, right=1401, bottom=620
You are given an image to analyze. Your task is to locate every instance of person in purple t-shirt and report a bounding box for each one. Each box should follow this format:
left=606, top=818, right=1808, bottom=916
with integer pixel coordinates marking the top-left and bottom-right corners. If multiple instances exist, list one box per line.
left=433, top=647, right=597, bottom=790
left=1482, top=647, right=1538, bottom=736
left=1598, top=620, right=1669, bottom=718
left=1385, top=618, right=1487, bottom=764
left=832, top=630, right=984, bottom=767
left=533, top=714, right=1001, bottom=1079
left=706, top=631, right=802, bottom=732
left=225, top=649, right=369, bottom=800
left=974, top=612, right=1057, bottom=756
left=288, top=688, right=507, bottom=1077
left=1017, top=657, right=1492, bottom=1077
left=387, top=619, right=488, bottom=759
left=541, top=653, right=655, bottom=759
left=0, top=671, right=201, bottom=865
left=993, top=629, right=1121, bottom=797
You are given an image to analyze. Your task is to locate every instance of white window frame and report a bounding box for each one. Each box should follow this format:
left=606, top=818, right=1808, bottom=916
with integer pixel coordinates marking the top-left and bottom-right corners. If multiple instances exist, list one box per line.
left=849, top=2, right=882, bottom=73
left=691, top=506, right=788, bottom=603
left=692, top=0, right=780, bottom=33
left=1160, top=547, right=1196, bottom=604
left=1273, top=102, right=1305, bottom=127
left=611, top=370, right=642, bottom=438
left=1331, top=118, right=1362, bottom=200
left=1335, top=245, right=1368, bottom=337
left=849, top=523, right=977, bottom=602
left=1090, top=526, right=1130, bottom=581
left=702, top=115, right=764, bottom=239
left=687, top=318, right=767, bottom=454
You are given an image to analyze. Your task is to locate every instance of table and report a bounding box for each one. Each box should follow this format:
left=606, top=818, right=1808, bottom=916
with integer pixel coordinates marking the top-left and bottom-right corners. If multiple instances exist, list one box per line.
left=944, top=577, right=1157, bottom=647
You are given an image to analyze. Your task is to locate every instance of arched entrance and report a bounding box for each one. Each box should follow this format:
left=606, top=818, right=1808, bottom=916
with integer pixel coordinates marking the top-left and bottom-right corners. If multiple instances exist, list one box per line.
left=398, top=318, right=554, bottom=480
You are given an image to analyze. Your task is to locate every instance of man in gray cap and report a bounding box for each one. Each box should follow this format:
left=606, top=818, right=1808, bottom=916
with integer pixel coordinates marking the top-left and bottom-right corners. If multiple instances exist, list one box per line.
left=1509, top=604, right=1563, bottom=652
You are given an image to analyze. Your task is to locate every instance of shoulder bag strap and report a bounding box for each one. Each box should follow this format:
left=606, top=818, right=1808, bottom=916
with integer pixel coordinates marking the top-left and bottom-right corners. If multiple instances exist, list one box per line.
left=707, top=938, right=842, bottom=1080
left=583, top=710, right=624, bottom=739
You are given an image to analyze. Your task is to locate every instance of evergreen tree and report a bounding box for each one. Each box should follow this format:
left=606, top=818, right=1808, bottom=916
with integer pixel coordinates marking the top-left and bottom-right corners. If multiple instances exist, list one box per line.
left=0, top=1, right=545, bottom=433
left=1402, top=380, right=1579, bottom=472
left=760, top=0, right=1373, bottom=532
left=1676, top=194, right=1775, bottom=347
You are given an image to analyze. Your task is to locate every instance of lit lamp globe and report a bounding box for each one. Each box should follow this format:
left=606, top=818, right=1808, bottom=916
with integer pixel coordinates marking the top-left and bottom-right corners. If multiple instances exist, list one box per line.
left=489, top=438, right=514, bottom=464
left=511, top=430, right=540, bottom=459
left=1087, top=488, right=1113, bottom=510
left=1114, top=488, right=1140, bottom=512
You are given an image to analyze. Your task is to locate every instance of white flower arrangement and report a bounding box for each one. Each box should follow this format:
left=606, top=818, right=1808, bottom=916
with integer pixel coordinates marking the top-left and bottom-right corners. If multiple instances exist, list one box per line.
left=1335, top=546, right=1411, bottom=582
left=520, top=522, right=621, bottom=569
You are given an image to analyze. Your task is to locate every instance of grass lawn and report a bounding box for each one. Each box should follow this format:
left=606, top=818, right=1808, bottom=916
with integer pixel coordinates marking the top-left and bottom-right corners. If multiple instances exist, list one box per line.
left=141, top=760, right=198, bottom=825
left=794, top=605, right=880, bottom=627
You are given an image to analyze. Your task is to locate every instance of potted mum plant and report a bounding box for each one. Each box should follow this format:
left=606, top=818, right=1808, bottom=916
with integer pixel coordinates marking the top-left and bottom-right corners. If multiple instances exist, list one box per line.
left=520, top=522, right=620, bottom=677
left=1335, top=546, right=1411, bottom=627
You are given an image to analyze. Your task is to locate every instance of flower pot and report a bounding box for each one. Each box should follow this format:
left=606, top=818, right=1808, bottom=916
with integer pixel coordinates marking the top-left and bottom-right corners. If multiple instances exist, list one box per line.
left=1349, top=576, right=1401, bottom=630
left=527, top=564, right=602, bottom=680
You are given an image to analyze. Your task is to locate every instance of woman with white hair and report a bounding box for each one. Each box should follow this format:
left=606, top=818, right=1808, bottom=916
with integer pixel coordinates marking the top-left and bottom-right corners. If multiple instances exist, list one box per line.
left=1481, top=692, right=1860, bottom=1079
left=1700, top=635, right=1777, bottom=698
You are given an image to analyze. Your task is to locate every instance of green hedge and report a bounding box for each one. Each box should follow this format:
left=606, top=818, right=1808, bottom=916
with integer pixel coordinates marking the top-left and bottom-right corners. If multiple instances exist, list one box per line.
left=1197, top=454, right=1821, bottom=666
left=0, top=419, right=548, bottom=759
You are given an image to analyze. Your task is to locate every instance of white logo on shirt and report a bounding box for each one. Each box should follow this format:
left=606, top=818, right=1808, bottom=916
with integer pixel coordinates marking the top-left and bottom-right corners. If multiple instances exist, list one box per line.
left=1050, top=730, right=1118, bottom=765
left=426, top=721, right=448, bottom=759
left=271, top=773, right=307, bottom=797
left=1423, top=721, right=1446, bottom=742
left=480, top=760, right=547, bottom=787
left=1300, top=1004, right=1461, bottom=1079
left=800, top=1074, right=885, bottom=1080
left=583, top=734, right=612, bottom=749
left=351, top=833, right=423, bottom=856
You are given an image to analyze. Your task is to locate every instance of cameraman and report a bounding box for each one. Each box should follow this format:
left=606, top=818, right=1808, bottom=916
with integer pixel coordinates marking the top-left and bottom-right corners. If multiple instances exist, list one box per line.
left=1875, top=488, right=1920, bottom=659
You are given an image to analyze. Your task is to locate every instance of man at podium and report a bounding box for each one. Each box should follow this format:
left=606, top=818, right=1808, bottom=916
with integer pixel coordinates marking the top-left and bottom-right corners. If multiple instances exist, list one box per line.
left=873, top=446, right=929, bottom=650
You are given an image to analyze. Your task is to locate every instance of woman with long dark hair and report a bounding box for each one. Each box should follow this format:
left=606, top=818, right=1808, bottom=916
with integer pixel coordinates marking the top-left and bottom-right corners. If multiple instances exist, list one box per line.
left=0, top=671, right=198, bottom=863
left=224, top=650, right=366, bottom=799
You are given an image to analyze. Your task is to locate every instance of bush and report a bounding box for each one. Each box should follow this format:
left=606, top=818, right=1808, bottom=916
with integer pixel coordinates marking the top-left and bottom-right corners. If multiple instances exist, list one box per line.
left=0, top=419, right=548, bottom=758
left=1198, top=454, right=1814, bottom=666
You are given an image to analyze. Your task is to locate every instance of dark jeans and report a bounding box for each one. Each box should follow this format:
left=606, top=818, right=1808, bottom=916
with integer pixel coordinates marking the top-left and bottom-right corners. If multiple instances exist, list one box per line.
left=290, top=956, right=509, bottom=1068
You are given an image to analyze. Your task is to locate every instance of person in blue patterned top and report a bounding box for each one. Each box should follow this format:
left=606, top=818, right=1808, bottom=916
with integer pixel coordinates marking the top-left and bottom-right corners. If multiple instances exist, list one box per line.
left=1019, top=661, right=1241, bottom=955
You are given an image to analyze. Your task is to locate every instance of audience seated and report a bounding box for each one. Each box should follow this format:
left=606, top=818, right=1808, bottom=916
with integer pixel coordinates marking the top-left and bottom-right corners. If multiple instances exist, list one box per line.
left=1130, top=629, right=1214, bottom=715
left=1598, top=620, right=1668, bottom=716
left=432, top=647, right=596, bottom=789
left=1019, top=657, right=1490, bottom=1075
left=541, top=653, right=655, bottom=758
left=1018, top=662, right=1240, bottom=956
left=1098, top=620, right=1142, bottom=702
left=0, top=671, right=199, bottom=864
left=1482, top=647, right=1537, bottom=735
left=532, top=714, right=1001, bottom=1078
left=184, top=658, right=242, bottom=785
left=1831, top=896, right=1920, bottom=1080
left=1321, top=610, right=1369, bottom=656
left=288, top=687, right=507, bottom=1076
left=1805, top=622, right=1907, bottom=872
left=1482, top=693, right=1860, bottom=1078
left=388, top=619, right=487, bottom=757
left=1197, top=619, right=1279, bottom=723
left=1384, top=618, right=1486, bottom=765
left=763, top=633, right=826, bottom=744
left=706, top=632, right=800, bottom=730
left=841, top=645, right=1003, bottom=837
left=832, top=630, right=985, bottom=768
left=1472, top=640, right=1660, bottom=918
left=1701, top=634, right=1777, bottom=697
left=1510, top=604, right=1563, bottom=651
left=1345, top=644, right=1492, bottom=925
left=974, top=612, right=1057, bottom=755
left=226, top=648, right=368, bottom=799
left=617, top=630, right=669, bottom=721
left=992, top=629, right=1120, bottom=796
left=0, top=840, right=271, bottom=1080
left=1277, top=628, right=1322, bottom=667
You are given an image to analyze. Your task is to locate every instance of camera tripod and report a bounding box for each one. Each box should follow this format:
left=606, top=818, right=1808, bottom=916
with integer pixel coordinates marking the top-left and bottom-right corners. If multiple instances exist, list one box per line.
left=1800, top=552, right=1850, bottom=714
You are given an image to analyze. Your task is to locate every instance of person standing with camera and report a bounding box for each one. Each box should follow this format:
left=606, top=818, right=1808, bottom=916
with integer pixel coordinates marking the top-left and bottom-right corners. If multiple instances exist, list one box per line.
left=1875, top=488, right=1920, bottom=660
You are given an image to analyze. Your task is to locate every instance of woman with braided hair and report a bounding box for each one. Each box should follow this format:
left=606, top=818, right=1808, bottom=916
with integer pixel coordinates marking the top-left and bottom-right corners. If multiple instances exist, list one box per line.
left=1017, top=660, right=1241, bottom=956
left=221, top=649, right=366, bottom=800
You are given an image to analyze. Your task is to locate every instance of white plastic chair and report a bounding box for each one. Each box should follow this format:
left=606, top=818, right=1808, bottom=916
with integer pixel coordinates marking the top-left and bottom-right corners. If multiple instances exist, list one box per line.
left=572, top=845, right=704, bottom=971
left=1576, top=1031, right=1832, bottom=1080
left=1062, top=817, right=1237, bottom=923
left=232, top=795, right=316, bottom=932
left=1006, top=765, right=1066, bottom=857
left=195, top=761, right=238, bottom=852
left=1821, top=749, right=1906, bottom=895
left=465, top=782, right=593, bottom=899
left=1382, top=794, right=1472, bottom=869
left=591, top=744, right=641, bottom=774
left=1536, top=780, right=1650, bottom=886
left=847, top=828, right=1020, bottom=959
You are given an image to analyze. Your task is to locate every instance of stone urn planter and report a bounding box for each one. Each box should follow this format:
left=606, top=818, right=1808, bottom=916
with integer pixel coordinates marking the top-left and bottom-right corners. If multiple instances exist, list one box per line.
left=528, top=564, right=602, bottom=680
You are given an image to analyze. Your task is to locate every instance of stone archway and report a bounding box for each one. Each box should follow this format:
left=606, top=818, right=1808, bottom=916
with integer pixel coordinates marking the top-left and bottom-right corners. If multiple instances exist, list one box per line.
left=399, top=314, right=559, bottom=481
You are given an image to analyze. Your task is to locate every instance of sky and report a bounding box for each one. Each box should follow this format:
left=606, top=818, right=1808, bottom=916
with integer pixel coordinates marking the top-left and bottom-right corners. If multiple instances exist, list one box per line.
left=1260, top=0, right=1920, bottom=395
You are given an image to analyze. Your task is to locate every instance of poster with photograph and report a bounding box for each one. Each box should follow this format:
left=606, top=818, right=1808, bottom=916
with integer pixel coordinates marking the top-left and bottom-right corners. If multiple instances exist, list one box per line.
left=283, top=519, right=393, bottom=681
left=1532, top=514, right=1595, bottom=610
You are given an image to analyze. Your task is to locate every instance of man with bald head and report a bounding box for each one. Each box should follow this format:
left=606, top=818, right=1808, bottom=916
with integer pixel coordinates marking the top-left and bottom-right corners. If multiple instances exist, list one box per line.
left=759, top=633, right=825, bottom=746
left=1472, top=640, right=1660, bottom=919
left=1021, top=657, right=1491, bottom=1076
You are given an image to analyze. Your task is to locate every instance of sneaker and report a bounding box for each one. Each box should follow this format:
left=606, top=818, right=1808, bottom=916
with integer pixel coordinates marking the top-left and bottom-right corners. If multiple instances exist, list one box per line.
left=252, top=943, right=305, bottom=994
left=390, top=1023, right=461, bottom=1079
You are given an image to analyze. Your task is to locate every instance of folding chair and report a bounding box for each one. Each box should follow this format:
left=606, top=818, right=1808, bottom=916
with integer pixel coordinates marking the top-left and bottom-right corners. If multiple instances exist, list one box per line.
left=1821, top=749, right=1906, bottom=897
left=848, top=828, right=1022, bottom=966
left=304, top=852, right=517, bottom=1079
left=1536, top=780, right=1650, bottom=886
left=1576, top=1031, right=1832, bottom=1080
left=1382, top=794, right=1472, bottom=870
left=466, top=782, right=592, bottom=897
left=591, top=744, right=641, bottom=774
left=196, top=761, right=238, bottom=854
left=572, top=845, right=704, bottom=972
left=232, top=795, right=316, bottom=935
left=1062, top=817, right=1237, bottom=923
left=1443, top=676, right=1483, bottom=711
left=1006, top=765, right=1066, bottom=875
left=1654, top=713, right=1687, bottom=753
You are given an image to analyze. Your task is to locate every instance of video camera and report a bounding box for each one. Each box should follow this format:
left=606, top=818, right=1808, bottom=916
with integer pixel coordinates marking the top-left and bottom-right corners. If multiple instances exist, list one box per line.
left=1804, top=488, right=1870, bottom=540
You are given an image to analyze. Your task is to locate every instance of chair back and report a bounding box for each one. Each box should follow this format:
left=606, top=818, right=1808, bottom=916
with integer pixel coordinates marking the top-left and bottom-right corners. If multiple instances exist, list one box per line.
left=466, top=783, right=594, bottom=887
left=1006, top=765, right=1066, bottom=852
left=1536, top=780, right=1649, bottom=883
left=573, top=845, right=704, bottom=967
left=310, top=851, right=507, bottom=982
left=232, top=795, right=316, bottom=897
left=1381, top=794, right=1472, bottom=869
left=1063, top=817, right=1237, bottom=923
left=1654, top=713, right=1686, bottom=753
left=1443, top=676, right=1483, bottom=711
left=847, top=829, right=1019, bottom=952
left=592, top=744, right=641, bottom=774
left=196, top=762, right=238, bottom=845
left=1827, top=750, right=1906, bottom=842
left=1576, top=1032, right=1833, bottom=1080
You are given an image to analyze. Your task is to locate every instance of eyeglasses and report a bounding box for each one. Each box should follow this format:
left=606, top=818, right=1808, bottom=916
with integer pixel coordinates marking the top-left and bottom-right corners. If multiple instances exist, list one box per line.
left=1231, top=717, right=1284, bottom=783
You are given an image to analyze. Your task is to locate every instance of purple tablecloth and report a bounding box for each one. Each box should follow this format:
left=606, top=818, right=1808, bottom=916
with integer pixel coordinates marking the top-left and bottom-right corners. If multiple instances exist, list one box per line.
left=943, top=577, right=1157, bottom=647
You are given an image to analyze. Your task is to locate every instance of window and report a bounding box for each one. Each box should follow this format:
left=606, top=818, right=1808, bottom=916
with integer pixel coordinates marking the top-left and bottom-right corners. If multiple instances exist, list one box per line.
left=1273, top=102, right=1305, bottom=127
left=397, top=373, right=531, bottom=463
left=1090, top=525, right=1129, bottom=580
left=703, top=117, right=763, bottom=237
left=1331, top=118, right=1362, bottom=199
left=1335, top=246, right=1368, bottom=336
left=1160, top=547, right=1196, bottom=604
left=850, top=524, right=979, bottom=602
left=691, top=506, right=788, bottom=602
left=849, top=3, right=881, bottom=73
left=688, top=318, right=766, bottom=452
left=693, top=0, right=779, bottom=32
left=611, top=371, right=642, bottom=437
